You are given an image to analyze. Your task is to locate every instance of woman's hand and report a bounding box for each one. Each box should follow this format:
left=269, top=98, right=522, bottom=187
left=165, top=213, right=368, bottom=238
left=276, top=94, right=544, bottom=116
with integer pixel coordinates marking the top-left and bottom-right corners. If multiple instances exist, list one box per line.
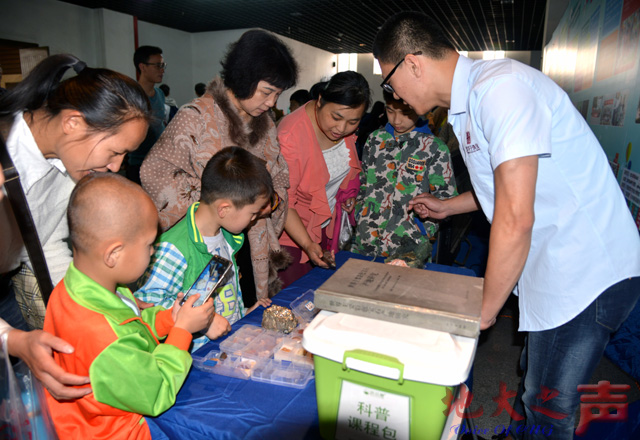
left=341, top=197, right=356, bottom=214
left=7, top=329, right=92, bottom=400
left=247, top=297, right=272, bottom=314
left=303, top=241, right=327, bottom=267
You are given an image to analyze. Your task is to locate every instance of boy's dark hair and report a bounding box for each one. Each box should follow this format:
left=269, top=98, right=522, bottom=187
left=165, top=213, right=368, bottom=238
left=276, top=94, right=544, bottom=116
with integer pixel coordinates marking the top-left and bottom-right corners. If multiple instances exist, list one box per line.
left=134, top=45, right=163, bottom=74
left=201, top=147, right=274, bottom=208
left=290, top=89, right=310, bottom=106
left=373, top=12, right=456, bottom=65
left=195, top=82, right=206, bottom=97
left=319, top=71, right=371, bottom=111
left=0, top=54, right=151, bottom=134
left=220, top=30, right=298, bottom=100
left=159, top=84, right=170, bottom=96
left=383, top=90, right=404, bottom=105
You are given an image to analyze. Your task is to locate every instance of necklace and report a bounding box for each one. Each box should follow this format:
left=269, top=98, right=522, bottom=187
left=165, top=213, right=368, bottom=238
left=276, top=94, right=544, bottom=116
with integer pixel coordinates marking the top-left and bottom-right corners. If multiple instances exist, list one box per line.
left=314, top=104, right=339, bottom=144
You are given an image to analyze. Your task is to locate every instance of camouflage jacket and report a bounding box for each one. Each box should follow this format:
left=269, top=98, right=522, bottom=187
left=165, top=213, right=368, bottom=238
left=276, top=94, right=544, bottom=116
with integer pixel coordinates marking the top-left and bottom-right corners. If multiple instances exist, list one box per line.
left=352, top=122, right=457, bottom=261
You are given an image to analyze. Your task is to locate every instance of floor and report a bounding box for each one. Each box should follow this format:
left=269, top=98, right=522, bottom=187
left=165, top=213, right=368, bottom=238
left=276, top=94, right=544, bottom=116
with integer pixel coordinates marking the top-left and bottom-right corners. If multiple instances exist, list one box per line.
left=441, top=214, right=640, bottom=439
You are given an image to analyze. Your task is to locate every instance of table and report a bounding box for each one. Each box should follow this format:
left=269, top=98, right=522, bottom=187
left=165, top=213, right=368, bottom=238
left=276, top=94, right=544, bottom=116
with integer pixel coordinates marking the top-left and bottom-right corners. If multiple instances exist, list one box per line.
left=147, top=252, right=476, bottom=440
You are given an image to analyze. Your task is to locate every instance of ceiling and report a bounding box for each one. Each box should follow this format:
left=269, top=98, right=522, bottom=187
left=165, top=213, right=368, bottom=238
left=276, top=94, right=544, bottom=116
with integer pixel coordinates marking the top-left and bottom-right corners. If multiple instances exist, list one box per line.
left=59, top=0, right=547, bottom=54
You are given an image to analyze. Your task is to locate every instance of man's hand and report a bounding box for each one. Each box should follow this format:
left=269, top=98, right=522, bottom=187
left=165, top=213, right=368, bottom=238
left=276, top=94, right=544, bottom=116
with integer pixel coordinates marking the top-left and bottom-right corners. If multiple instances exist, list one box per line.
left=7, top=329, right=91, bottom=400
left=408, top=193, right=450, bottom=219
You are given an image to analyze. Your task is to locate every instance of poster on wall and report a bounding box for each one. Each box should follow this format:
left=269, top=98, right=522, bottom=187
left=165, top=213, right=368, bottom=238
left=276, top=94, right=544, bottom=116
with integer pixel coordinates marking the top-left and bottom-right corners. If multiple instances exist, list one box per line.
left=547, top=0, right=640, bottom=201
left=621, top=167, right=640, bottom=205
left=603, top=0, right=624, bottom=36
left=596, top=30, right=618, bottom=81
left=612, top=90, right=629, bottom=126
left=579, top=99, right=591, bottom=119
left=591, top=95, right=604, bottom=124
left=600, top=94, right=616, bottom=125
left=614, top=0, right=640, bottom=75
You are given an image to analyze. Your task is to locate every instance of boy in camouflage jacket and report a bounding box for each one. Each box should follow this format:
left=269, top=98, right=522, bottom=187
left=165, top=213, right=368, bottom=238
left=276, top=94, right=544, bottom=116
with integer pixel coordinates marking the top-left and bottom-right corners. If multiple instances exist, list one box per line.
left=352, top=92, right=457, bottom=266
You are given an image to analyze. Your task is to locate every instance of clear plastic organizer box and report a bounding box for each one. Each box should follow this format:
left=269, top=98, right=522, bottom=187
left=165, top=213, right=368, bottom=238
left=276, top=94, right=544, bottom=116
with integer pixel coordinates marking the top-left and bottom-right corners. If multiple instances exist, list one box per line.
left=290, top=289, right=319, bottom=324
left=193, top=323, right=314, bottom=388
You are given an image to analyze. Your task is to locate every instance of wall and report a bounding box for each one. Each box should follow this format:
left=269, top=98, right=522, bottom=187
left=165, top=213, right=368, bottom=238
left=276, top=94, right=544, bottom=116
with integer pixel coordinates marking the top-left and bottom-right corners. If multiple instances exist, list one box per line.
left=0, top=0, right=101, bottom=66
left=0, top=0, right=337, bottom=109
left=137, top=20, right=194, bottom=106
left=0, top=1, right=542, bottom=117
left=543, top=0, right=640, bottom=226
left=464, top=51, right=542, bottom=70
left=357, top=53, right=384, bottom=107
left=98, top=8, right=135, bottom=77
left=190, top=29, right=336, bottom=112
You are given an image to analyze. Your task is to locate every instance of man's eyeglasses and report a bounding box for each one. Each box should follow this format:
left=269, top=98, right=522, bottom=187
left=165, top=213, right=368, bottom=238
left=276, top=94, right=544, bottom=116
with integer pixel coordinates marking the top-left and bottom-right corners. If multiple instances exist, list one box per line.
left=380, top=51, right=422, bottom=94
left=143, top=62, right=167, bottom=69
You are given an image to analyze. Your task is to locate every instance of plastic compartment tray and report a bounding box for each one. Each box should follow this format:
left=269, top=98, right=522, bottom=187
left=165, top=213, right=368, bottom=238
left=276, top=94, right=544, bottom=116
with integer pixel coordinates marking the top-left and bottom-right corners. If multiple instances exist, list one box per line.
left=251, top=358, right=314, bottom=389
left=192, top=350, right=258, bottom=380
left=290, top=289, right=318, bottom=324
left=241, top=331, right=285, bottom=360
left=273, top=336, right=314, bottom=367
left=219, top=324, right=264, bottom=355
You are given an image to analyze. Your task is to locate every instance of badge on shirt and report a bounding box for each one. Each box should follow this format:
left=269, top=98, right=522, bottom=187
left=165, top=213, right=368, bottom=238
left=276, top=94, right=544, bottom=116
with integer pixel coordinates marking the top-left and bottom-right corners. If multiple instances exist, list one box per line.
left=406, top=157, right=426, bottom=171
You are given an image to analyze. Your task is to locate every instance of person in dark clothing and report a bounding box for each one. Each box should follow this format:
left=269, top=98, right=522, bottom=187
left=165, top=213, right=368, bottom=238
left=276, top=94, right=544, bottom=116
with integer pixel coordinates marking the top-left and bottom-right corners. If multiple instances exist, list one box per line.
left=355, top=100, right=387, bottom=159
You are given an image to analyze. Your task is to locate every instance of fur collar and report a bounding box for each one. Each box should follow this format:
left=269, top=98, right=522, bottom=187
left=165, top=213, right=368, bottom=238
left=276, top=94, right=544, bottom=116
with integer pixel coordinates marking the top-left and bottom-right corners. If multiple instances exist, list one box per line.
left=206, top=78, right=271, bottom=147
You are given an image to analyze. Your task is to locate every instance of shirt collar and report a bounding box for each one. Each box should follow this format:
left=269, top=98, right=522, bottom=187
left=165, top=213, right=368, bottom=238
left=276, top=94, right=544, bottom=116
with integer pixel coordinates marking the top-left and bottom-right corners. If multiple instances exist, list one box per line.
left=7, top=112, right=68, bottom=193
left=64, top=262, right=141, bottom=323
left=449, top=55, right=474, bottom=116
left=188, top=202, right=205, bottom=244
left=187, top=202, right=244, bottom=252
left=384, top=118, right=432, bottom=138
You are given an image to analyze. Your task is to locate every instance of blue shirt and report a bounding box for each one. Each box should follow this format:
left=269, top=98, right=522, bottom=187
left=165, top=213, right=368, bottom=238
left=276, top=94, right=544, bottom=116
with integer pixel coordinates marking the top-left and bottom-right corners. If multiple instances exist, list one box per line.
left=128, top=87, right=166, bottom=166
left=449, top=55, right=640, bottom=331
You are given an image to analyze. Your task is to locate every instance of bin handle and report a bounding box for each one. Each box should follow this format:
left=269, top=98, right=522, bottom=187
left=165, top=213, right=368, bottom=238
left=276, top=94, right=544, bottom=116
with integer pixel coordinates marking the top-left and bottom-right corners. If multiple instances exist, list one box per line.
left=342, top=349, right=405, bottom=385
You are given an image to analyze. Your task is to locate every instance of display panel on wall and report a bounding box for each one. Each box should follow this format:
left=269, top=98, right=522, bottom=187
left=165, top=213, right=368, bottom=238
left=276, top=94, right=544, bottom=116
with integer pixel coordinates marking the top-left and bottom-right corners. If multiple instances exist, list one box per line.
left=544, top=0, right=640, bottom=229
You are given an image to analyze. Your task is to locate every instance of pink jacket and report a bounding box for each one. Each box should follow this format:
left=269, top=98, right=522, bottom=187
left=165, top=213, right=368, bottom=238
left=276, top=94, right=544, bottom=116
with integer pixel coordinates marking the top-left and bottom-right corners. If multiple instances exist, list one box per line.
left=278, top=106, right=361, bottom=262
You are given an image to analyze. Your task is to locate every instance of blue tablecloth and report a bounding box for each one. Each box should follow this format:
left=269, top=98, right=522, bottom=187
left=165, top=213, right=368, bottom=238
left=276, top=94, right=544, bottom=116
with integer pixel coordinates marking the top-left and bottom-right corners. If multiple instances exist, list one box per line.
left=147, top=252, right=476, bottom=440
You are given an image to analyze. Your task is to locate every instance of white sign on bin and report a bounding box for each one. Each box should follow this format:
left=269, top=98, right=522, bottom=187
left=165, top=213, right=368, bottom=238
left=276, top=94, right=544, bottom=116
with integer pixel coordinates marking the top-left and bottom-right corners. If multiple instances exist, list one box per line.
left=335, top=380, right=410, bottom=440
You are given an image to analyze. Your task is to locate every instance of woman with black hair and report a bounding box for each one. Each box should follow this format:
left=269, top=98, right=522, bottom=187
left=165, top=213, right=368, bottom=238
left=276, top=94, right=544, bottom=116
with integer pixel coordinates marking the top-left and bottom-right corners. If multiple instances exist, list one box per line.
left=0, top=54, right=150, bottom=400
left=140, top=30, right=298, bottom=301
left=277, top=71, right=370, bottom=286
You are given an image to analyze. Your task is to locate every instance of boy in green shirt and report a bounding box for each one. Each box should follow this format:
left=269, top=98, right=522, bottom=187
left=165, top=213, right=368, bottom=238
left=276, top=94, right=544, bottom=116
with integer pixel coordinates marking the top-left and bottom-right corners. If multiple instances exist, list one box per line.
left=136, top=147, right=273, bottom=351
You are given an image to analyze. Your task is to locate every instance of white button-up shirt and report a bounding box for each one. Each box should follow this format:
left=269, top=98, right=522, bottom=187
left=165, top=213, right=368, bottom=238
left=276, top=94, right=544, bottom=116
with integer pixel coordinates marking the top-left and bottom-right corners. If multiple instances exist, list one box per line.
left=448, top=56, right=640, bottom=331
left=1, top=112, right=75, bottom=284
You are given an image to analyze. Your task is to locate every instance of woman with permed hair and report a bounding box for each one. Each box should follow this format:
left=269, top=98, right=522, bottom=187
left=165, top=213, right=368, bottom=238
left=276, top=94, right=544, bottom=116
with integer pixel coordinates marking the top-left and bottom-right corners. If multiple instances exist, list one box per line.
left=277, top=71, right=370, bottom=286
left=140, top=30, right=298, bottom=301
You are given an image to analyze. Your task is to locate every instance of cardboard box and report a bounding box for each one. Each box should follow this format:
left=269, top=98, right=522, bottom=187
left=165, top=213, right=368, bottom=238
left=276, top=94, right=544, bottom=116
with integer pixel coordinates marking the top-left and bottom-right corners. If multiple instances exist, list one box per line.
left=314, top=258, right=483, bottom=337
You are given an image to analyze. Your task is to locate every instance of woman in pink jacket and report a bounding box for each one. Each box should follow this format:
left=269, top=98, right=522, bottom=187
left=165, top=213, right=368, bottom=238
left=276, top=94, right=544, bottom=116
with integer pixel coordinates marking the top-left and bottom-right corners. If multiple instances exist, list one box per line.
left=277, top=72, right=370, bottom=286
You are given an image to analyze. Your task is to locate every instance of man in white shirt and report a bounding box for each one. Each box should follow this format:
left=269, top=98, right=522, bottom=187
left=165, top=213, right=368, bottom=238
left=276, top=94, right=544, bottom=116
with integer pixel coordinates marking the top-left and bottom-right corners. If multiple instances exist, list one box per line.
left=373, top=12, right=640, bottom=440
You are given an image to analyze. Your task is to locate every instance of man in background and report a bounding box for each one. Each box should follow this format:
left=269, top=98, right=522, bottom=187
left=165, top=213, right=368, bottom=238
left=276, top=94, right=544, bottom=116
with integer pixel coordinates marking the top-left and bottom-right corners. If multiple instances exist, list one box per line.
left=127, top=45, right=166, bottom=184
